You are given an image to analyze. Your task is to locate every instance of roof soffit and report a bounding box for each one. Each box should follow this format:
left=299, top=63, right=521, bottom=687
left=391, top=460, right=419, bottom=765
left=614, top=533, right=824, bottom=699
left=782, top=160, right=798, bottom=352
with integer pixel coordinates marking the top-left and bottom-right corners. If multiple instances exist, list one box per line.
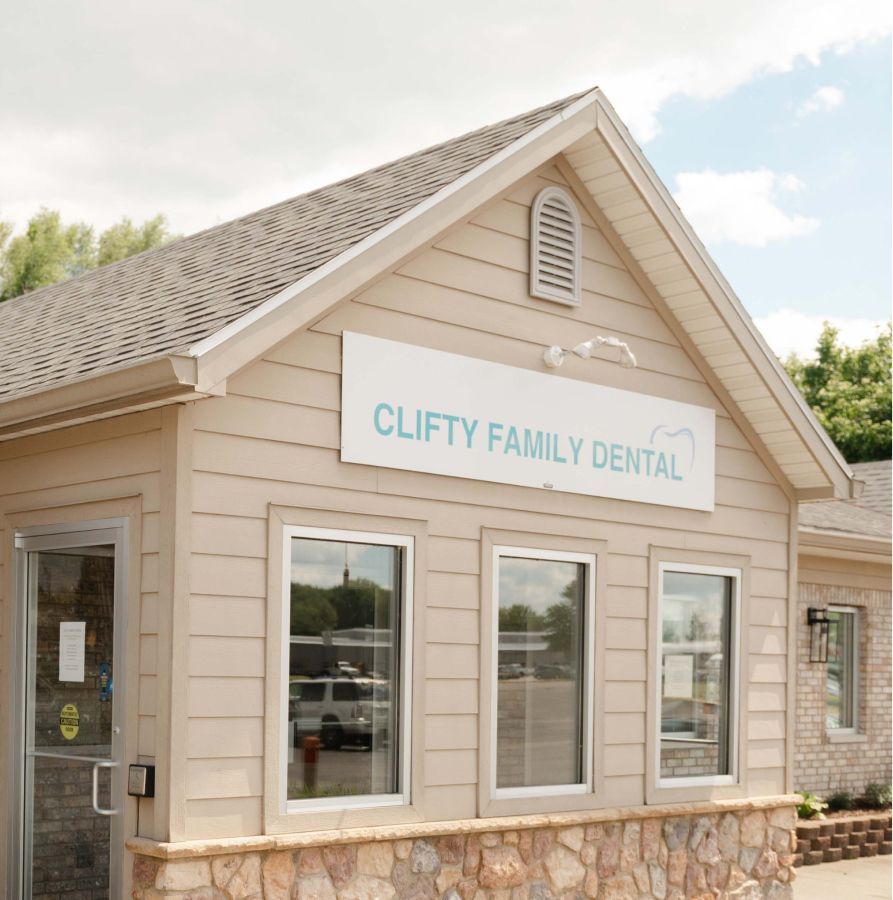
left=556, top=97, right=854, bottom=501
left=0, top=89, right=859, bottom=501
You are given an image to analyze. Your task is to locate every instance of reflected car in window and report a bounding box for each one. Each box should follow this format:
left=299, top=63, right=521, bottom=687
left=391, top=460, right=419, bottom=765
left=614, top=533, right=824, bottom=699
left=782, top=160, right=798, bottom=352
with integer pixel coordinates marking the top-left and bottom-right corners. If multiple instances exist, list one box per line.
left=289, top=678, right=391, bottom=750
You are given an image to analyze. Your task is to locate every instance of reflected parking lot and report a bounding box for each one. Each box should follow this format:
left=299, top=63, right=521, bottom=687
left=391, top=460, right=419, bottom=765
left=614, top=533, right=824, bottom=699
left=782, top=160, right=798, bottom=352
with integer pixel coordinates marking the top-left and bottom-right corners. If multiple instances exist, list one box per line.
left=497, top=676, right=580, bottom=788
left=287, top=739, right=393, bottom=799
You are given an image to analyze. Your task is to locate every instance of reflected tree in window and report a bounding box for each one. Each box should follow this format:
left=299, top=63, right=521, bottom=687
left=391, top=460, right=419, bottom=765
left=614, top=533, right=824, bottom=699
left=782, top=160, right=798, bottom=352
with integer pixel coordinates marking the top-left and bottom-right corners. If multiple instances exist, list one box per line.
left=498, top=604, right=545, bottom=633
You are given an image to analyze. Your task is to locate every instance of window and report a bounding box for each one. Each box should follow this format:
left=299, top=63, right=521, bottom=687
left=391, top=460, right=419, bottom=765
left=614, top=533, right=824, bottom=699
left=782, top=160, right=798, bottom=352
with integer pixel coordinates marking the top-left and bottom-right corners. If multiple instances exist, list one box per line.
left=827, top=607, right=858, bottom=732
left=658, top=564, right=739, bottom=785
left=492, top=547, right=594, bottom=797
left=284, top=527, right=411, bottom=809
left=529, top=186, right=582, bottom=306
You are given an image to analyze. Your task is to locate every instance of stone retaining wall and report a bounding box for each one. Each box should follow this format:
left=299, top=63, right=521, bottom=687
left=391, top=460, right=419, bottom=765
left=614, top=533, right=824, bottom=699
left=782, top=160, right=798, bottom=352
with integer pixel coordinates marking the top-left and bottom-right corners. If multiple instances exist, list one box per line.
left=793, top=812, right=892, bottom=867
left=131, top=806, right=797, bottom=899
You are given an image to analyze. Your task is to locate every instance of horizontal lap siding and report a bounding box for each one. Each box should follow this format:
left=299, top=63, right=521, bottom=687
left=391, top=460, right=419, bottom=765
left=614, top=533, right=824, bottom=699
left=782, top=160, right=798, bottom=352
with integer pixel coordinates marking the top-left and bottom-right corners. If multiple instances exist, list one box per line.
left=185, top=164, right=790, bottom=835
left=0, top=410, right=164, bottom=846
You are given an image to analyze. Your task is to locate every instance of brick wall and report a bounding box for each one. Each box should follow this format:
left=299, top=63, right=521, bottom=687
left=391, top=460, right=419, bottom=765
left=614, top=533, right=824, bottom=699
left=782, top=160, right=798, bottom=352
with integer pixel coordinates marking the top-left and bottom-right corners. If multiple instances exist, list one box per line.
left=795, top=582, right=892, bottom=796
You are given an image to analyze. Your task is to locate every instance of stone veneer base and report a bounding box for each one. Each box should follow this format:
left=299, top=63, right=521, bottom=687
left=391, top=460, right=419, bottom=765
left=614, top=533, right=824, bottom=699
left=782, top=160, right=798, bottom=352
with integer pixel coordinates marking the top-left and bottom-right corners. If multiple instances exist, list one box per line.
left=131, top=799, right=798, bottom=899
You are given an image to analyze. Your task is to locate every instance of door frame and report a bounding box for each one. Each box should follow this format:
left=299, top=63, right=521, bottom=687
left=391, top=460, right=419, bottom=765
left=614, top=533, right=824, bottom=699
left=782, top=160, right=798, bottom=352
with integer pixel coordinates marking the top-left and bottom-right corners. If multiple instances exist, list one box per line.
left=7, top=518, right=129, bottom=900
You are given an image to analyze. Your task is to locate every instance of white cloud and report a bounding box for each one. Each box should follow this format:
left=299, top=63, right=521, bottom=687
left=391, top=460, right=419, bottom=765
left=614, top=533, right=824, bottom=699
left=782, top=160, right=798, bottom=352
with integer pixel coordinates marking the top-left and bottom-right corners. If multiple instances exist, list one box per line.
left=796, top=85, right=845, bottom=118
left=754, top=309, right=888, bottom=359
left=672, top=168, right=820, bottom=247
left=0, top=0, right=889, bottom=235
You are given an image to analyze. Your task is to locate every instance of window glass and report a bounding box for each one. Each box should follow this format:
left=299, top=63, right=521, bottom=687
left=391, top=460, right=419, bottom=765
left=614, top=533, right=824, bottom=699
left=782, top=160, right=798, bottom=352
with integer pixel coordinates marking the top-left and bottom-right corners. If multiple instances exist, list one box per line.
left=287, top=536, right=402, bottom=801
left=333, top=683, right=357, bottom=702
left=660, top=570, right=734, bottom=780
left=496, top=555, right=586, bottom=789
left=827, top=610, right=856, bottom=730
left=298, top=682, right=324, bottom=703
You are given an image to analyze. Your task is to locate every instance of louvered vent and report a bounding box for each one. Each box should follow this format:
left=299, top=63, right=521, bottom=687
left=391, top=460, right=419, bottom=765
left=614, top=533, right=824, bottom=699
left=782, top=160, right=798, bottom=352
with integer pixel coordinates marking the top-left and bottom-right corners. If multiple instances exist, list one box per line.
left=529, top=187, right=581, bottom=306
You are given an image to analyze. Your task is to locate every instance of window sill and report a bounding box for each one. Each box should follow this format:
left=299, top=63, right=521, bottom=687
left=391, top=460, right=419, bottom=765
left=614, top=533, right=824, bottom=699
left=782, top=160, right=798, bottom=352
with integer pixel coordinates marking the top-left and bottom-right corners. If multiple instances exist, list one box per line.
left=827, top=731, right=867, bottom=744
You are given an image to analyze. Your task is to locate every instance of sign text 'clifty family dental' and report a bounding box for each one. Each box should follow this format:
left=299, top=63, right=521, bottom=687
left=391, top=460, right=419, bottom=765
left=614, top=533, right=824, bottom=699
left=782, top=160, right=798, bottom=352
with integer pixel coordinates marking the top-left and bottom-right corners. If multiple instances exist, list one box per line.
left=341, top=333, right=715, bottom=511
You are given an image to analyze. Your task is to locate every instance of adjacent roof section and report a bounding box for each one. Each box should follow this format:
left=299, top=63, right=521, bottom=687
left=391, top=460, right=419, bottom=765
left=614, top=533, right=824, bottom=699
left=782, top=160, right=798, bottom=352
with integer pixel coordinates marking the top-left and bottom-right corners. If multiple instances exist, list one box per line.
left=0, top=90, right=588, bottom=402
left=0, top=88, right=857, bottom=503
left=849, top=460, right=892, bottom=520
left=799, top=460, right=892, bottom=540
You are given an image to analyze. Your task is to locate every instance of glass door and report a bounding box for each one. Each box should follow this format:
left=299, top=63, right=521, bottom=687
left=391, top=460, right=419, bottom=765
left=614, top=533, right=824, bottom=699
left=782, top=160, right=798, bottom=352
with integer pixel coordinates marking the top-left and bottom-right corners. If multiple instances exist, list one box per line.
left=12, top=524, right=127, bottom=899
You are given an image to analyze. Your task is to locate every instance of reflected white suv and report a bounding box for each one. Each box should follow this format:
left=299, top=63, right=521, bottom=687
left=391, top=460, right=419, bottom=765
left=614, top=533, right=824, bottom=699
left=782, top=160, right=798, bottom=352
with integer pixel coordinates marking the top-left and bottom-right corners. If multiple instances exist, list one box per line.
left=289, top=678, right=391, bottom=750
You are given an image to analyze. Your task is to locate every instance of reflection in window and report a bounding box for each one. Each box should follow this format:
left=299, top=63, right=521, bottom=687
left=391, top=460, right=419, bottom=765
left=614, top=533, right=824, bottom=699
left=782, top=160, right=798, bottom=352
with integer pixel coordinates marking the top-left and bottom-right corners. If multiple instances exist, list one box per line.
left=287, top=535, right=402, bottom=801
left=827, top=609, right=857, bottom=731
left=496, top=554, right=587, bottom=790
left=660, top=570, right=734, bottom=780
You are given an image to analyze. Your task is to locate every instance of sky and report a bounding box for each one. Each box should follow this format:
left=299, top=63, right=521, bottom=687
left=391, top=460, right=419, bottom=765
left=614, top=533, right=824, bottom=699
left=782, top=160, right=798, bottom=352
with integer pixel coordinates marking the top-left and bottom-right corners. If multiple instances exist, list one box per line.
left=1, top=1, right=890, bottom=358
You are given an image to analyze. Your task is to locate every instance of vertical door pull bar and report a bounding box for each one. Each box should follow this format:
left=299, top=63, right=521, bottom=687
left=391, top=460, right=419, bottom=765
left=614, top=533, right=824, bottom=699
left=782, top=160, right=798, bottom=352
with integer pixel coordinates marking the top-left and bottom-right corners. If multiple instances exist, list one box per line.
left=92, top=760, right=118, bottom=816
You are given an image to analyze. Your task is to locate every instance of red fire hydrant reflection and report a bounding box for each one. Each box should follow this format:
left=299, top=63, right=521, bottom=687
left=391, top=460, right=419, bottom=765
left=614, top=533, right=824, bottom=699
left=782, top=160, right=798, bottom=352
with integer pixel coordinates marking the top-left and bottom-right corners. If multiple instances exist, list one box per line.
left=303, top=735, right=320, bottom=795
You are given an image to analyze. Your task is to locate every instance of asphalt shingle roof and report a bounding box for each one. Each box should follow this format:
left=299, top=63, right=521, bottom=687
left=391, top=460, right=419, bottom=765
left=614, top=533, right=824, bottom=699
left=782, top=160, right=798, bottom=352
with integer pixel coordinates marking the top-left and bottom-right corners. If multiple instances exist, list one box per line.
left=0, top=90, right=589, bottom=402
left=799, top=460, right=891, bottom=539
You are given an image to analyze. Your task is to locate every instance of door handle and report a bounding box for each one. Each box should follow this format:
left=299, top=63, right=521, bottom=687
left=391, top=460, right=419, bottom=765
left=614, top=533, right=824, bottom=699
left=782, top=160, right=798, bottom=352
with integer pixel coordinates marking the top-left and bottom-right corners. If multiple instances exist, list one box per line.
left=92, top=760, right=118, bottom=816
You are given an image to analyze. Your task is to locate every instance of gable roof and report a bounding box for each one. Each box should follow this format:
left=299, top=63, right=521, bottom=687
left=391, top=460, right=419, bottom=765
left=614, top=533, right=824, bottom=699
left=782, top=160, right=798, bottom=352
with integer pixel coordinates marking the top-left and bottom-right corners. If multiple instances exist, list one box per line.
left=799, top=460, right=891, bottom=540
left=0, top=90, right=588, bottom=403
left=0, top=89, right=857, bottom=503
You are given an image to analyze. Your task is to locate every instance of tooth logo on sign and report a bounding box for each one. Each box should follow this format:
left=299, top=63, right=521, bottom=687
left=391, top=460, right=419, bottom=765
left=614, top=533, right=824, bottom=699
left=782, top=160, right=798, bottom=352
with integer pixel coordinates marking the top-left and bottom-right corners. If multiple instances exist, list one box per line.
left=650, top=425, right=696, bottom=474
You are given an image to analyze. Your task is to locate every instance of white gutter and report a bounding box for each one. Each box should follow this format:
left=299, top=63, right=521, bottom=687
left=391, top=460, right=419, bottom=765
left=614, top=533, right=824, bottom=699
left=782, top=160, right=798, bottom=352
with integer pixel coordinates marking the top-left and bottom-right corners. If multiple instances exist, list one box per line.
left=798, top=526, right=892, bottom=562
left=0, top=355, right=218, bottom=441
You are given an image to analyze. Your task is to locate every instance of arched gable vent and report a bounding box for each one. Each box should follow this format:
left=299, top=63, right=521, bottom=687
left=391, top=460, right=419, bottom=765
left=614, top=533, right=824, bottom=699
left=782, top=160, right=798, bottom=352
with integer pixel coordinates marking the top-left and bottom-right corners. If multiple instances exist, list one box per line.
left=529, top=186, right=582, bottom=306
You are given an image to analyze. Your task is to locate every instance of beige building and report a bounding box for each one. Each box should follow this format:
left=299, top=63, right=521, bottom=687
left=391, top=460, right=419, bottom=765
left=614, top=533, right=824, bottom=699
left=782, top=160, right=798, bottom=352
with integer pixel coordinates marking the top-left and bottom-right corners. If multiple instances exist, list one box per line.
left=796, top=460, right=891, bottom=798
left=0, top=89, right=865, bottom=899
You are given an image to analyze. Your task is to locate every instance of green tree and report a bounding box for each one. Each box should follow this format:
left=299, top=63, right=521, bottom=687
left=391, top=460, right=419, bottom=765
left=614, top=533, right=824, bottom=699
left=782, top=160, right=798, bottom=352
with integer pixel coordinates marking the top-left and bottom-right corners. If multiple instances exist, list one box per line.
left=498, top=603, right=545, bottom=633
left=0, top=209, right=95, bottom=300
left=543, top=578, right=582, bottom=655
left=785, top=323, right=892, bottom=463
left=290, top=587, right=338, bottom=637
left=0, top=209, right=176, bottom=301
left=544, top=599, right=575, bottom=654
left=97, top=215, right=172, bottom=266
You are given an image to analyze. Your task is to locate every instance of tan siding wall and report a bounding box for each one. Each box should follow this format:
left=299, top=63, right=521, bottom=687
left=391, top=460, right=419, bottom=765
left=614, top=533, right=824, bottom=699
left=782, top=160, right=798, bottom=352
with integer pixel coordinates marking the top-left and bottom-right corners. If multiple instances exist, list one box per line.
left=0, top=410, right=164, bottom=862
left=184, top=163, right=792, bottom=838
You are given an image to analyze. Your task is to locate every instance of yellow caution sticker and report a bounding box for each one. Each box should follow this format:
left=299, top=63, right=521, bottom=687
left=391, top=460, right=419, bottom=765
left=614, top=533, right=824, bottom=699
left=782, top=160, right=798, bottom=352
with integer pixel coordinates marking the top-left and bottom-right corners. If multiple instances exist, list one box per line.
left=59, top=703, right=79, bottom=740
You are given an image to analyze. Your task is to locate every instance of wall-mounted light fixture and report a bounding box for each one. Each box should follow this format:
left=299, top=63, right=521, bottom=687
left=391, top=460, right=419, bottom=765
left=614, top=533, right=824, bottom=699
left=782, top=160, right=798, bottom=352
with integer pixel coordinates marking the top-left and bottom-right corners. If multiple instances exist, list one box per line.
left=807, top=607, right=830, bottom=663
left=543, top=335, right=637, bottom=370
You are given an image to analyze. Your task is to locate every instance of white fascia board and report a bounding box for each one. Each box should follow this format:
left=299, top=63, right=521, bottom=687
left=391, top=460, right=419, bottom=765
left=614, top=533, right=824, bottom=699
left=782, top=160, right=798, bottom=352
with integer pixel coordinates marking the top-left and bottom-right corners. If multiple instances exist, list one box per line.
left=0, top=355, right=207, bottom=440
left=592, top=94, right=855, bottom=500
left=798, top=526, right=892, bottom=562
left=186, top=90, right=602, bottom=361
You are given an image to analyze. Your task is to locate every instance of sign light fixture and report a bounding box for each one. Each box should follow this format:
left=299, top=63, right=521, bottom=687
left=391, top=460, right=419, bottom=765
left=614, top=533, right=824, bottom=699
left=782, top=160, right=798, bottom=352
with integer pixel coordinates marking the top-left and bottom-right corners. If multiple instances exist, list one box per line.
left=543, top=335, right=637, bottom=369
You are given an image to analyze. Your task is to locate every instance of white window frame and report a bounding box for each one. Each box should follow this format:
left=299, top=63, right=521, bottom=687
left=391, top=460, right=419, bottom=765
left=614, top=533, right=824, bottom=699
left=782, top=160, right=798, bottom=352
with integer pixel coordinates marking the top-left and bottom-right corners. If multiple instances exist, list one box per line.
left=280, top=524, right=413, bottom=814
left=490, top=545, right=596, bottom=801
left=655, top=561, right=742, bottom=791
left=826, top=605, right=859, bottom=735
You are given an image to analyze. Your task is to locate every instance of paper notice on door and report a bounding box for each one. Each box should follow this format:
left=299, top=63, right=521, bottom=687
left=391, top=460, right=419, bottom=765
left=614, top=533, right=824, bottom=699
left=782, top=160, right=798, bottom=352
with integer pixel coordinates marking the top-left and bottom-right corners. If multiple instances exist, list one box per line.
left=59, top=621, right=86, bottom=682
left=664, top=654, right=694, bottom=699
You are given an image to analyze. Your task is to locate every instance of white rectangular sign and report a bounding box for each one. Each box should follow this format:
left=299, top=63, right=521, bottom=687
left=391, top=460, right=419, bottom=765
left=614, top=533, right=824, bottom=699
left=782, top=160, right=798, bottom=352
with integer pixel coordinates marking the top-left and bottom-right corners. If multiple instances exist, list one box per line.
left=664, top=654, right=695, bottom=699
left=59, top=621, right=86, bottom=682
left=341, top=333, right=715, bottom=511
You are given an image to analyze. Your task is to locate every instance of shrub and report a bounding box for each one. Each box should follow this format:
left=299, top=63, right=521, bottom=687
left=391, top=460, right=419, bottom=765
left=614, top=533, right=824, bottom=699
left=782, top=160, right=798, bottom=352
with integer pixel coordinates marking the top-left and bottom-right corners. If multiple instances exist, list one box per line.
left=862, top=783, right=892, bottom=809
left=797, top=791, right=828, bottom=819
left=827, top=790, right=854, bottom=812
